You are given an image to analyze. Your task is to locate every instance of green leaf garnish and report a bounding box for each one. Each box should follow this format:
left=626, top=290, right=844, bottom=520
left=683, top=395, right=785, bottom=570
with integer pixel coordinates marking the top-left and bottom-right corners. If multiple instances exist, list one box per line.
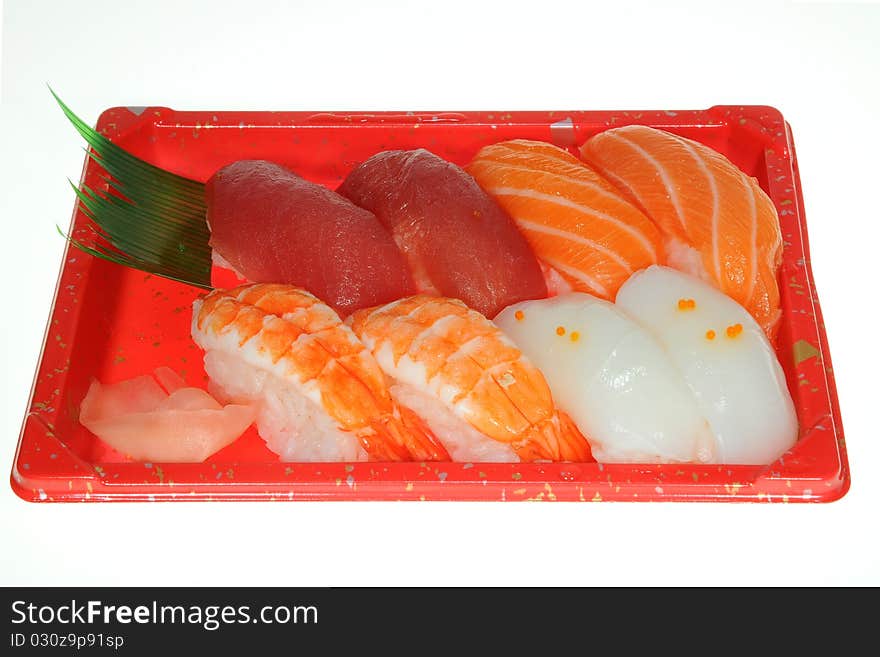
left=51, top=87, right=212, bottom=289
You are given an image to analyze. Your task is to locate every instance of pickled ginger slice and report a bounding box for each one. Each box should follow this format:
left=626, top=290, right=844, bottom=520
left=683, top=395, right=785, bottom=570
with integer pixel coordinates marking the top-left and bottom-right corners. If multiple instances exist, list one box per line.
left=79, top=367, right=257, bottom=463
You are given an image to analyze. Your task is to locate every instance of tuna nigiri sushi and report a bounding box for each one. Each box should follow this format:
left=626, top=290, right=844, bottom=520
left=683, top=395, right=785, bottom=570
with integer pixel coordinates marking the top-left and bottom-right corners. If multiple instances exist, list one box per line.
left=206, top=160, right=415, bottom=317
left=579, top=125, right=784, bottom=338
left=348, top=295, right=593, bottom=463
left=338, top=149, right=548, bottom=318
left=466, top=139, right=663, bottom=301
left=191, top=284, right=449, bottom=462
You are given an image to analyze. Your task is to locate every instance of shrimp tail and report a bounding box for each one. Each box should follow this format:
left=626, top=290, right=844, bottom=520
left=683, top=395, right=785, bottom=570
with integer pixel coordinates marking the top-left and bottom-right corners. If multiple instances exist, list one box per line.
left=556, top=411, right=594, bottom=462
left=514, top=411, right=594, bottom=462
left=396, top=404, right=451, bottom=462
left=360, top=410, right=450, bottom=462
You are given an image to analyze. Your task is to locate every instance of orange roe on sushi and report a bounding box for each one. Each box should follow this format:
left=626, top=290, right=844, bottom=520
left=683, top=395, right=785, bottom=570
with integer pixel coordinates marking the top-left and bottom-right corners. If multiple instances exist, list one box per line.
left=677, top=298, right=696, bottom=310
left=726, top=324, right=743, bottom=338
left=706, top=330, right=716, bottom=340
left=515, top=310, right=525, bottom=321
left=556, top=326, right=566, bottom=336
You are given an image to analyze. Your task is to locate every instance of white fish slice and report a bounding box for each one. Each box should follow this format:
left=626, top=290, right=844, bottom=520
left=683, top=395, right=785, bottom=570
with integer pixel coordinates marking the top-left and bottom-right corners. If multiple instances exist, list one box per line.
left=495, top=293, right=717, bottom=464
left=616, top=265, right=797, bottom=465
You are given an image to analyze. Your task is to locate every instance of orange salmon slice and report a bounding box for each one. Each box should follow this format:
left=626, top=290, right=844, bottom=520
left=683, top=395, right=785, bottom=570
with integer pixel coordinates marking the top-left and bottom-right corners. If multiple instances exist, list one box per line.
left=467, top=139, right=663, bottom=301
left=579, top=125, right=783, bottom=339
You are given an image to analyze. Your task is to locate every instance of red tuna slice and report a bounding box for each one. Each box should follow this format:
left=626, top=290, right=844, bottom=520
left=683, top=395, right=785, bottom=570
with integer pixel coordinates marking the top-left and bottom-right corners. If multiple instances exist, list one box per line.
left=337, top=149, right=548, bottom=318
left=206, top=160, right=416, bottom=317
left=79, top=367, right=258, bottom=463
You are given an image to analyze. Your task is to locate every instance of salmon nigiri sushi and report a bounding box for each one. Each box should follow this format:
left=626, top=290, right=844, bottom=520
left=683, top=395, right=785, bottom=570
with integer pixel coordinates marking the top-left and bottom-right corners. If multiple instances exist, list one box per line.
left=579, top=125, right=784, bottom=339
left=348, top=295, right=593, bottom=463
left=466, top=139, right=663, bottom=301
left=192, top=284, right=449, bottom=462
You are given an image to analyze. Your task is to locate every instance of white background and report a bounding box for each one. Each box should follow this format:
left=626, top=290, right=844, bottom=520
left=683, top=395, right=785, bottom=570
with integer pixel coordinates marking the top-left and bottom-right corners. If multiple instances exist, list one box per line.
left=1, top=0, right=877, bottom=586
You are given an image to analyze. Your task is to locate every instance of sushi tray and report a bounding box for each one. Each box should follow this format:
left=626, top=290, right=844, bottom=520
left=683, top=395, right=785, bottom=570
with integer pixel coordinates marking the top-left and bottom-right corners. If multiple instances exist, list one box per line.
left=11, top=104, right=849, bottom=502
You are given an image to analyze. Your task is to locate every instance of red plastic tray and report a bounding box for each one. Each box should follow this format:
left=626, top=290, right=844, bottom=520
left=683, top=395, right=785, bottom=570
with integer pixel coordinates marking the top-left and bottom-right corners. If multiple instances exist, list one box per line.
left=11, top=105, right=848, bottom=502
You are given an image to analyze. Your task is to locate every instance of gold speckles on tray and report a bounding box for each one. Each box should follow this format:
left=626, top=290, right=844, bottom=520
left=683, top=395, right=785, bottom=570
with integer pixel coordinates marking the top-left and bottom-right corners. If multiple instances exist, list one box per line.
left=793, top=339, right=820, bottom=366
left=724, top=483, right=743, bottom=496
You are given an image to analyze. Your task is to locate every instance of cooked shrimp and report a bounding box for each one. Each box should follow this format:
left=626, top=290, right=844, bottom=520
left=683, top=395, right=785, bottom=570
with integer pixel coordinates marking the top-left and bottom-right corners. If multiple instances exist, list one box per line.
left=348, top=295, right=593, bottom=462
left=192, top=284, right=449, bottom=462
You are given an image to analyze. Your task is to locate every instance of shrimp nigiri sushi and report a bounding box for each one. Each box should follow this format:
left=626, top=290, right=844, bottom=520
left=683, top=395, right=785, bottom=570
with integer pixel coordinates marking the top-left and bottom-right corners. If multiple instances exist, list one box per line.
left=191, top=284, right=449, bottom=462
left=348, top=295, right=593, bottom=463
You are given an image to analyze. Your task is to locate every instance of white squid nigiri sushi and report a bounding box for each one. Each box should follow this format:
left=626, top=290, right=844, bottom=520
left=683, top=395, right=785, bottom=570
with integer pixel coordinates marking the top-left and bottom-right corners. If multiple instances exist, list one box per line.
left=495, top=294, right=717, bottom=463
left=191, top=284, right=449, bottom=462
left=615, top=265, right=797, bottom=465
